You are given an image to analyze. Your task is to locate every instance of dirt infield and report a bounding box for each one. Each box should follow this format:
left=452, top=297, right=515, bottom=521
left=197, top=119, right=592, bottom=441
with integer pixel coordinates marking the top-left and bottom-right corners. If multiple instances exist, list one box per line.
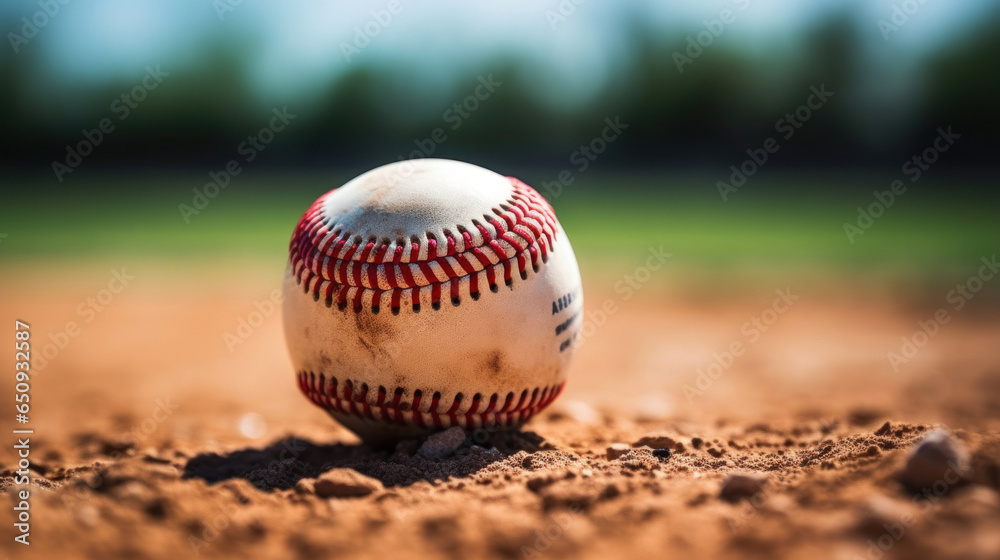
left=2, top=262, right=999, bottom=559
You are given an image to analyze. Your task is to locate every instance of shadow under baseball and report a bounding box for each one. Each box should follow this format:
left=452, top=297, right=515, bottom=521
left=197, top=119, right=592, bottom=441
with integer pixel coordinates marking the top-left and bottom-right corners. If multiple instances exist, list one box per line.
left=182, top=429, right=551, bottom=490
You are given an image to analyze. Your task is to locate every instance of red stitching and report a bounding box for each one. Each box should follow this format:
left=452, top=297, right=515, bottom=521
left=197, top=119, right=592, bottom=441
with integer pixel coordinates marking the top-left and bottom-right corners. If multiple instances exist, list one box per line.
left=297, top=371, right=564, bottom=429
left=289, top=177, right=558, bottom=312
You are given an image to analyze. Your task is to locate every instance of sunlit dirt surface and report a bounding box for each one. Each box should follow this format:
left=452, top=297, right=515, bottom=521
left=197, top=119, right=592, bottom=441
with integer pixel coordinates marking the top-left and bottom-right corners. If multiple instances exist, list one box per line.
left=1, top=261, right=998, bottom=560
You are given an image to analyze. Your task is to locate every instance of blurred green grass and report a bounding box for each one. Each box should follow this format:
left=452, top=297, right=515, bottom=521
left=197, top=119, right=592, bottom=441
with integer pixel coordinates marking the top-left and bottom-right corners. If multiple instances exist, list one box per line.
left=1, top=173, right=995, bottom=277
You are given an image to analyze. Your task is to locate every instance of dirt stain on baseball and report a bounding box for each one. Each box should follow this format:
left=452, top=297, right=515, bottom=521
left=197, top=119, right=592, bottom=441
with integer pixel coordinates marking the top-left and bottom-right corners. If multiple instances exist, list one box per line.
left=319, top=351, right=333, bottom=369
left=481, top=349, right=521, bottom=389
left=485, top=351, right=503, bottom=375
left=353, top=310, right=397, bottom=360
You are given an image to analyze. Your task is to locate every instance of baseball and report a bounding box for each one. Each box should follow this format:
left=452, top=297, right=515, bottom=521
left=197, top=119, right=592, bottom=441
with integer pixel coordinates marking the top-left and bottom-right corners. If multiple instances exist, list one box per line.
left=283, top=159, right=583, bottom=442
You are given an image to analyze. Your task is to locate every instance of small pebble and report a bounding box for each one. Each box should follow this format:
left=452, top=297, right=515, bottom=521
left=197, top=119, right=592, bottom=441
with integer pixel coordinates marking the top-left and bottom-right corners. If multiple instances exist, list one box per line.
left=558, top=400, right=602, bottom=426
left=652, top=448, right=672, bottom=460
left=417, top=427, right=467, bottom=460
left=297, top=469, right=383, bottom=498
left=634, top=435, right=679, bottom=449
left=898, top=428, right=970, bottom=493
left=606, top=443, right=630, bottom=460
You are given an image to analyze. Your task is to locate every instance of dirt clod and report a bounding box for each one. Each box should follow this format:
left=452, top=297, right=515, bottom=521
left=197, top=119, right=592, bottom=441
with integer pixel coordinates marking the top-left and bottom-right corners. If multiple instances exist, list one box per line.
left=719, top=473, right=766, bottom=503
left=606, top=443, right=631, bottom=460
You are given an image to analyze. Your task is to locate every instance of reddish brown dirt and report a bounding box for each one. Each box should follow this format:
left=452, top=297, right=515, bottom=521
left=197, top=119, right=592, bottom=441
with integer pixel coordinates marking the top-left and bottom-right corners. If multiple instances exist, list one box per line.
left=1, top=261, right=999, bottom=559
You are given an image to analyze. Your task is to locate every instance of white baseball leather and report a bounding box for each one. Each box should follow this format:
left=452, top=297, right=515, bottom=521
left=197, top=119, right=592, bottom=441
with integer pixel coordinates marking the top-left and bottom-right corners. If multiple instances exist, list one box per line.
left=283, top=159, right=583, bottom=442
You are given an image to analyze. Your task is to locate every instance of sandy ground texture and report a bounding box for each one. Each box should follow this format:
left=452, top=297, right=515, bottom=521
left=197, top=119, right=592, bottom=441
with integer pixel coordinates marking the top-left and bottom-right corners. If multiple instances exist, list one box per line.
left=1, top=261, right=999, bottom=560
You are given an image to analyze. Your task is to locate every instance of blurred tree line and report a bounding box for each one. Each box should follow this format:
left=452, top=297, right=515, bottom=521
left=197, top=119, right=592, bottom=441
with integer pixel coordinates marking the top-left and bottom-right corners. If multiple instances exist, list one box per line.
left=1, top=13, right=996, bottom=178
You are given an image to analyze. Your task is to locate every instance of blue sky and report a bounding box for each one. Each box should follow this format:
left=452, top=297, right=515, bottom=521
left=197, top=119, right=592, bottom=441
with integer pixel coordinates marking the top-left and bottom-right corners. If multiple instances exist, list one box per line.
left=2, top=0, right=994, bottom=103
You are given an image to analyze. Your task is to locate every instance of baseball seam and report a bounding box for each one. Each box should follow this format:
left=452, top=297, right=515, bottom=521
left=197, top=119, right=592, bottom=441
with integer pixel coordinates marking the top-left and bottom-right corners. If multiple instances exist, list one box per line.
left=297, top=371, right=565, bottom=429
left=289, top=178, right=559, bottom=314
